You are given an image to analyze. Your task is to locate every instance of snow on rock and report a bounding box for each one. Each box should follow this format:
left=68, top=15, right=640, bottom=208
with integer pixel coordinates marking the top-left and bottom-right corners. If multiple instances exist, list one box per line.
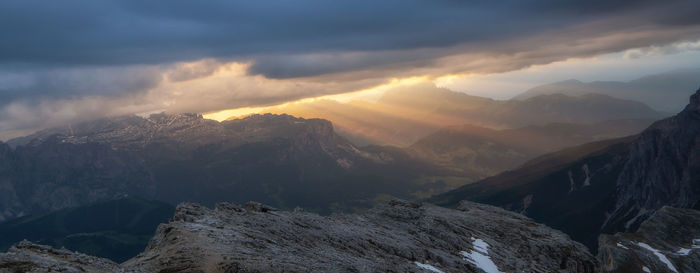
left=460, top=237, right=503, bottom=273
left=676, top=248, right=691, bottom=256
left=676, top=238, right=700, bottom=256
left=414, top=262, right=445, bottom=273
left=616, top=242, right=629, bottom=250
left=637, top=242, right=678, bottom=273
left=642, top=266, right=651, bottom=273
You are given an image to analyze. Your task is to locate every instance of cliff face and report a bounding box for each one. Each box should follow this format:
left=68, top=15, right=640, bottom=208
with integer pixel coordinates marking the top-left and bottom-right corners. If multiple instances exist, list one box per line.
left=603, top=90, right=700, bottom=232
left=598, top=207, right=700, bottom=273
left=0, top=200, right=599, bottom=272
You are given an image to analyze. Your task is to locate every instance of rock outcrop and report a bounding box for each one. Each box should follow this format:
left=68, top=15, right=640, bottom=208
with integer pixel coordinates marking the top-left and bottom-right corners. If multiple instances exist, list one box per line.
left=0, top=241, right=123, bottom=273
left=598, top=207, right=700, bottom=273
left=0, top=200, right=598, bottom=272
left=124, top=200, right=597, bottom=272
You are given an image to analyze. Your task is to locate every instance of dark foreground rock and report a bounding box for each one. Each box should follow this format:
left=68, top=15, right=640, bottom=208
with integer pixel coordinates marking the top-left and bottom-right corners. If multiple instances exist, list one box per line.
left=0, top=241, right=123, bottom=273
left=1, top=200, right=598, bottom=272
left=125, top=200, right=597, bottom=272
left=598, top=207, right=700, bottom=273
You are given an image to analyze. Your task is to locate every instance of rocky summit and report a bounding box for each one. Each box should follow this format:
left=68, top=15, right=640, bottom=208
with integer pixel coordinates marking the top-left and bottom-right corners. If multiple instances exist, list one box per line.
left=0, top=200, right=598, bottom=272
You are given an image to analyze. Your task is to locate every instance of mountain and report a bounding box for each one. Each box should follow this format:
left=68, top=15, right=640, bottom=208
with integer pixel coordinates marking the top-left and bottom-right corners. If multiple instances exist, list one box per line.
left=514, top=68, right=700, bottom=112
left=0, top=113, right=446, bottom=222
left=409, top=119, right=654, bottom=178
left=262, top=83, right=663, bottom=146
left=598, top=207, right=700, bottom=273
left=0, top=200, right=599, bottom=272
left=430, top=88, right=700, bottom=251
left=0, top=198, right=173, bottom=263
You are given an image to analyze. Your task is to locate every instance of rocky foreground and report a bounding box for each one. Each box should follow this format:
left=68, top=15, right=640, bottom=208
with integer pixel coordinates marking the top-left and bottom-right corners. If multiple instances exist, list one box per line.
left=1, top=200, right=598, bottom=273
left=2, top=200, right=698, bottom=272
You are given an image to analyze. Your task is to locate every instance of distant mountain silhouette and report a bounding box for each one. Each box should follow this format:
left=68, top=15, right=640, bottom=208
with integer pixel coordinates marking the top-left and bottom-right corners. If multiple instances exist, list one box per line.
left=514, top=68, right=700, bottom=112
left=263, top=83, right=663, bottom=146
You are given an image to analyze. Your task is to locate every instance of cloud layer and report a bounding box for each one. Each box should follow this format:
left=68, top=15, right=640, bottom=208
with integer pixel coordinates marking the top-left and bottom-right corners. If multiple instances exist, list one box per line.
left=1, top=0, right=700, bottom=139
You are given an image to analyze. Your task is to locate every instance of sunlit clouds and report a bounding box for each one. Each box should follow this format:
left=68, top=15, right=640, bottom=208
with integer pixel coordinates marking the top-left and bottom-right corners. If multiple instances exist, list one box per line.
left=1, top=1, right=700, bottom=140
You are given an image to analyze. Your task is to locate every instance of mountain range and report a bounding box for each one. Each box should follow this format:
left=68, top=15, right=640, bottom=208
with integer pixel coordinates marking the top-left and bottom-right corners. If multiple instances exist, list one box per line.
left=261, top=83, right=663, bottom=146
left=514, top=68, right=700, bottom=113
left=430, top=88, right=700, bottom=251
left=0, top=82, right=697, bottom=271
left=0, top=113, right=448, bottom=222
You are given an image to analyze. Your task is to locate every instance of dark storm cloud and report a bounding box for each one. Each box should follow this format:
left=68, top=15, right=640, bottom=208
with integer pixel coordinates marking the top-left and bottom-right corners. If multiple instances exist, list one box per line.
left=2, top=0, right=697, bottom=69
left=0, top=65, right=162, bottom=103
left=1, top=0, right=700, bottom=140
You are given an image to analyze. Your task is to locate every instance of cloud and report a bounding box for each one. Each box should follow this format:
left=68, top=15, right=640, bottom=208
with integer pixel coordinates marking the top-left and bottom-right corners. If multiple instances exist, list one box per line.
left=1, top=0, right=700, bottom=139
left=624, top=40, right=700, bottom=59
left=2, top=1, right=699, bottom=72
left=0, top=65, right=162, bottom=104
left=0, top=62, right=388, bottom=140
left=165, top=59, right=223, bottom=82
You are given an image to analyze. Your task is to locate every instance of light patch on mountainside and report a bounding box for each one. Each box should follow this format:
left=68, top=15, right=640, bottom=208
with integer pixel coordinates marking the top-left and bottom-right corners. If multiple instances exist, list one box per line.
left=414, top=262, right=445, bottom=273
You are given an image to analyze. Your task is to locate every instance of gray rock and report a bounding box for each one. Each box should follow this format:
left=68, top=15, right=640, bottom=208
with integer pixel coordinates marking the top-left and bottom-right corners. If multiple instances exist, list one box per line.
left=0, top=241, right=124, bottom=273
left=598, top=207, right=700, bottom=273
left=122, top=200, right=597, bottom=272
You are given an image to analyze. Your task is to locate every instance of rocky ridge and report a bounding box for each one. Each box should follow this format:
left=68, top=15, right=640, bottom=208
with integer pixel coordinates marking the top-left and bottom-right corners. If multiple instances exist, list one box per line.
left=0, top=200, right=598, bottom=272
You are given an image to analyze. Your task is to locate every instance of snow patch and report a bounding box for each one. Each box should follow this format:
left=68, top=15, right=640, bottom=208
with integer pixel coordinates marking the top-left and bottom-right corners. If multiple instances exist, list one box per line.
left=616, top=242, right=629, bottom=250
left=642, top=266, right=651, bottom=273
left=414, top=262, right=445, bottom=273
left=676, top=248, right=691, bottom=255
left=567, top=171, right=575, bottom=193
left=676, top=238, right=700, bottom=255
left=582, top=164, right=591, bottom=186
left=637, top=242, right=678, bottom=273
left=460, top=237, right=503, bottom=273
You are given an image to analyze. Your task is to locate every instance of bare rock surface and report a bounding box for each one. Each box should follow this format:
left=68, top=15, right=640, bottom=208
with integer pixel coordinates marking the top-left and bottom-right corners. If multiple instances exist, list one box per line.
left=121, top=200, right=597, bottom=272
left=0, top=241, right=123, bottom=273
left=598, top=207, right=700, bottom=273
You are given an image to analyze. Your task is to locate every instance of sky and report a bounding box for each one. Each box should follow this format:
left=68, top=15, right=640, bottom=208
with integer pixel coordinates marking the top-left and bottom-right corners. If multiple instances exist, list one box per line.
left=2, top=0, right=700, bottom=140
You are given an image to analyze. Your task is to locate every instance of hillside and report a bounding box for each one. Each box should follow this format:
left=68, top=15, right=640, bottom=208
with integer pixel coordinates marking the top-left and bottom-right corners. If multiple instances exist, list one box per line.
left=409, top=119, right=654, bottom=178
